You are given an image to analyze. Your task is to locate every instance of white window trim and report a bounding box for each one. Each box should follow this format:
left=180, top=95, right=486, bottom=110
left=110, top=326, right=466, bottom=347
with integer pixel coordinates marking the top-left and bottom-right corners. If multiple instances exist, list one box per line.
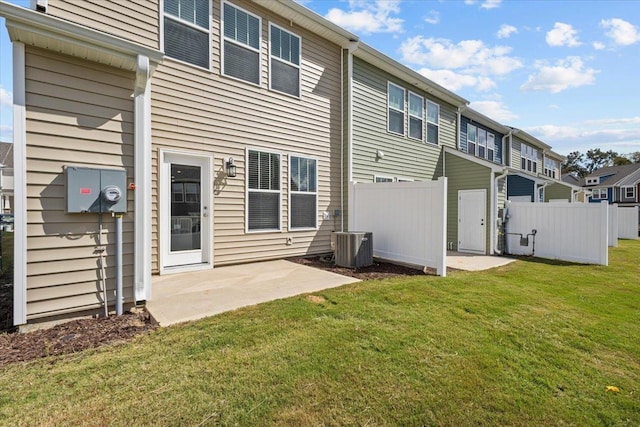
left=387, top=82, right=405, bottom=136
left=477, top=128, right=487, bottom=159
left=487, top=132, right=495, bottom=162
left=268, top=22, right=302, bottom=99
left=288, top=154, right=318, bottom=231
left=245, top=147, right=282, bottom=233
left=467, top=123, right=477, bottom=156
left=592, top=188, right=607, bottom=200
left=161, top=0, right=213, bottom=71
left=221, top=0, right=262, bottom=86
left=623, top=186, right=636, bottom=199
left=407, top=91, right=424, bottom=142
left=426, top=100, right=440, bottom=145
left=521, top=143, right=538, bottom=173
left=374, top=175, right=395, bottom=183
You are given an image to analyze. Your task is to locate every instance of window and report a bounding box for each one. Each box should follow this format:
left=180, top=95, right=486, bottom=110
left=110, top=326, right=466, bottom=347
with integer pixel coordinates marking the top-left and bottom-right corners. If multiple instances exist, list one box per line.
left=478, top=128, right=487, bottom=159
left=164, top=0, right=210, bottom=68
left=408, top=92, right=424, bottom=140
left=388, top=83, right=405, bottom=135
left=270, top=24, right=301, bottom=97
left=375, top=176, right=394, bottom=183
left=487, top=133, right=495, bottom=162
left=247, top=150, right=280, bottom=231
left=521, top=144, right=538, bottom=173
left=467, top=124, right=477, bottom=155
left=544, top=158, right=558, bottom=179
left=289, top=156, right=317, bottom=229
left=223, top=2, right=261, bottom=85
left=592, top=188, right=607, bottom=200
left=586, top=177, right=599, bottom=185
left=623, top=186, right=636, bottom=199
left=426, top=101, right=439, bottom=144
left=185, top=183, right=200, bottom=203
left=172, top=183, right=184, bottom=203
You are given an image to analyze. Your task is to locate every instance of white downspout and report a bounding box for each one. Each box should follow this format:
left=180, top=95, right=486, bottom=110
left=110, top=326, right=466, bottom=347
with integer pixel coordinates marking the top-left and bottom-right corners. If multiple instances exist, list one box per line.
left=501, top=129, right=512, bottom=168
left=456, top=104, right=467, bottom=151
left=537, top=181, right=550, bottom=203
left=494, top=168, right=509, bottom=255
left=340, top=48, right=344, bottom=232
left=346, top=41, right=358, bottom=232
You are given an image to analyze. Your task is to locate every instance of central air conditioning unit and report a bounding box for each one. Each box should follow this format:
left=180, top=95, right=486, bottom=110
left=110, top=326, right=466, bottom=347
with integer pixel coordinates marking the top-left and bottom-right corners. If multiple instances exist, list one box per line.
left=335, top=231, right=373, bottom=268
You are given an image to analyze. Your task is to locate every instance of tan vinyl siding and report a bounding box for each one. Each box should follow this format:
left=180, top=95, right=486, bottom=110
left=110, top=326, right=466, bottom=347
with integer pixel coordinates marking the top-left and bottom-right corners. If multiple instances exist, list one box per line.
left=545, top=183, right=572, bottom=202
left=24, top=46, right=135, bottom=320
left=445, top=152, right=492, bottom=253
left=351, top=57, right=457, bottom=182
left=511, top=136, right=522, bottom=169
left=150, top=0, right=343, bottom=271
left=45, top=0, right=159, bottom=49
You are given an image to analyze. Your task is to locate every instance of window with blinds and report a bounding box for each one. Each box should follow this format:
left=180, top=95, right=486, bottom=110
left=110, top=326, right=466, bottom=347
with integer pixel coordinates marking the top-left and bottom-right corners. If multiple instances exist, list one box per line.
left=164, top=0, right=210, bottom=69
left=247, top=150, right=280, bottom=231
left=270, top=24, right=301, bottom=97
left=408, top=92, right=424, bottom=141
left=388, top=82, right=405, bottom=135
left=223, top=2, right=261, bottom=85
left=426, top=101, right=439, bottom=144
left=290, top=156, right=317, bottom=229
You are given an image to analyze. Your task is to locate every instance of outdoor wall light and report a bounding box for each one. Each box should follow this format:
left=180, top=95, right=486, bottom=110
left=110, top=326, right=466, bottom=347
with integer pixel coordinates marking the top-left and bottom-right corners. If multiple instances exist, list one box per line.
left=225, top=157, right=237, bottom=178
left=376, top=150, right=385, bottom=160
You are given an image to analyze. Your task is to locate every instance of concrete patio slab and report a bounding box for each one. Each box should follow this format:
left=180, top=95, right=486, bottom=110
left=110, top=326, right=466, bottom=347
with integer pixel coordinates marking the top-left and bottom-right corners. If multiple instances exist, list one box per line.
left=146, top=260, right=360, bottom=326
left=447, top=252, right=516, bottom=271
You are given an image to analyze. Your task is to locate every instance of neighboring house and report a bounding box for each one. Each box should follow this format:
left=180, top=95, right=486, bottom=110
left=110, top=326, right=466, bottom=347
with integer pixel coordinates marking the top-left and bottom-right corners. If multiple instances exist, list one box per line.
left=583, top=164, right=640, bottom=206
left=562, top=173, right=589, bottom=202
left=1, top=0, right=358, bottom=327
left=0, top=142, right=13, bottom=214
left=445, top=108, right=510, bottom=255
left=506, top=130, right=573, bottom=203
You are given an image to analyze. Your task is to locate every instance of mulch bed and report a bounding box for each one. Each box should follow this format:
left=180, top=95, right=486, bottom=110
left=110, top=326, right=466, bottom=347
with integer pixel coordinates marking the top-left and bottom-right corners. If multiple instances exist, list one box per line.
left=287, top=255, right=437, bottom=279
left=0, top=307, right=157, bottom=368
left=0, top=256, right=435, bottom=368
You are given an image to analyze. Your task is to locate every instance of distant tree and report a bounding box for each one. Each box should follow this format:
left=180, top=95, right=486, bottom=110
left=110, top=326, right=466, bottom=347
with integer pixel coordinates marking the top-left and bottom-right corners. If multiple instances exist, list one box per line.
left=613, top=155, right=631, bottom=166
left=629, top=151, right=640, bottom=164
left=561, top=151, right=587, bottom=177
left=584, top=148, right=618, bottom=174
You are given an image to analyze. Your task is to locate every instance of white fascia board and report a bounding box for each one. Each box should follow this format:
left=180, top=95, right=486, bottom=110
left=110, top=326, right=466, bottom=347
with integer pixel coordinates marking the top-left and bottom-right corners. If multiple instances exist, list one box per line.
left=0, top=0, right=163, bottom=69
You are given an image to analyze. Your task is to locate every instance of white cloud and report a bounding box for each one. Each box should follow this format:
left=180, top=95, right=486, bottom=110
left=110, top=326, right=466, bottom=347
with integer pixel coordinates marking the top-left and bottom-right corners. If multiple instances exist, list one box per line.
left=424, top=10, right=440, bottom=25
left=400, top=36, right=523, bottom=76
left=0, top=125, right=12, bottom=143
left=600, top=18, right=640, bottom=46
left=546, top=22, right=581, bottom=47
left=469, top=100, right=518, bottom=122
left=464, top=0, right=502, bottom=9
left=481, top=0, right=502, bottom=9
left=548, top=104, right=560, bottom=110
left=520, top=56, right=598, bottom=93
left=526, top=118, right=640, bottom=154
left=325, top=0, right=403, bottom=34
left=0, top=86, right=12, bottom=108
left=417, top=68, right=496, bottom=92
left=592, top=41, right=605, bottom=50
left=496, top=24, right=517, bottom=39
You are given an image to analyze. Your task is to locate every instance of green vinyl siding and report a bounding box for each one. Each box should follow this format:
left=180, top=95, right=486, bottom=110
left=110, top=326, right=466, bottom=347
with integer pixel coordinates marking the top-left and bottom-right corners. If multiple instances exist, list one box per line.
left=445, top=152, right=492, bottom=253
left=544, top=182, right=572, bottom=202
left=351, top=57, right=457, bottom=182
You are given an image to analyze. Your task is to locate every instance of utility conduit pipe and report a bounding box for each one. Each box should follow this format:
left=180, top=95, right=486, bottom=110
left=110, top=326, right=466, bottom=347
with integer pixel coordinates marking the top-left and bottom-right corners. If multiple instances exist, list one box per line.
left=114, top=212, right=124, bottom=316
left=494, top=169, right=509, bottom=255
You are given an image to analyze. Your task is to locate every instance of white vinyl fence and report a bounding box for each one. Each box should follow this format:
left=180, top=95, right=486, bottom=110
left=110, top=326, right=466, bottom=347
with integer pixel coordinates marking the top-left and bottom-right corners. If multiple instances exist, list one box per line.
left=349, top=178, right=447, bottom=276
left=506, top=200, right=608, bottom=265
left=618, top=206, right=639, bottom=240
left=608, top=205, right=619, bottom=247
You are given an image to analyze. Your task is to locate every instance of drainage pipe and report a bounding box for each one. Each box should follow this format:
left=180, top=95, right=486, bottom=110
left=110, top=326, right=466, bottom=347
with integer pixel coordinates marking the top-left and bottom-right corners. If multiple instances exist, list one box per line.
left=114, top=212, right=123, bottom=316
left=494, top=169, right=509, bottom=255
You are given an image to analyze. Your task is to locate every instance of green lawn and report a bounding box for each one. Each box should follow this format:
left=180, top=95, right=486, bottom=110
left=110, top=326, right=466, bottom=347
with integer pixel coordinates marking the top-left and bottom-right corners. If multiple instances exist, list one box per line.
left=1, top=241, right=639, bottom=426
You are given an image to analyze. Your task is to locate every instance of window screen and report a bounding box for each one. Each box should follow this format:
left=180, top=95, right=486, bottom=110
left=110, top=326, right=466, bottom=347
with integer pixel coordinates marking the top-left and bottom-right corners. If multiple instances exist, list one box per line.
left=426, top=101, right=439, bottom=144
left=270, top=25, right=301, bottom=96
left=248, top=150, right=280, bottom=231
left=164, top=0, right=209, bottom=68
left=223, top=2, right=261, bottom=84
left=290, top=156, right=317, bottom=229
left=388, top=83, right=405, bottom=135
left=409, top=93, right=423, bottom=140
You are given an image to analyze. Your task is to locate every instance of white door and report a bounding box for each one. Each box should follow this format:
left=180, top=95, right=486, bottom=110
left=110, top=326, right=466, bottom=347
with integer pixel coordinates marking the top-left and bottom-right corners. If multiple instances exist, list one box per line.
left=160, top=151, right=213, bottom=271
left=458, top=189, right=486, bottom=254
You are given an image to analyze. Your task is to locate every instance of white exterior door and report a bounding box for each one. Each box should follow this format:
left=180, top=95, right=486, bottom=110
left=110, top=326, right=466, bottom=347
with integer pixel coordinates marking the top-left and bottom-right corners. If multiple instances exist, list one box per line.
left=458, top=189, right=486, bottom=254
left=160, top=150, right=213, bottom=272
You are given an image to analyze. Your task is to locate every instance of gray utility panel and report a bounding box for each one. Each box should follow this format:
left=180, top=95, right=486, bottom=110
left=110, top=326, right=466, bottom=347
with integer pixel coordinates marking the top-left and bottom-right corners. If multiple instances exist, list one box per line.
left=65, top=166, right=127, bottom=213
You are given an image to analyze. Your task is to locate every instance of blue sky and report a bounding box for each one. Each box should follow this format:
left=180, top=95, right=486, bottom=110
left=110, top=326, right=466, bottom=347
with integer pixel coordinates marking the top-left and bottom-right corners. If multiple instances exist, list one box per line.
left=1, top=0, right=639, bottom=156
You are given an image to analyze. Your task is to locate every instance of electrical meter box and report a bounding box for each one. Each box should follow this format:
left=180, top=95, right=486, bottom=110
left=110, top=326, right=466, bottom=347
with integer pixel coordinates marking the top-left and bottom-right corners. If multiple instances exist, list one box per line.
left=65, top=167, right=127, bottom=213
